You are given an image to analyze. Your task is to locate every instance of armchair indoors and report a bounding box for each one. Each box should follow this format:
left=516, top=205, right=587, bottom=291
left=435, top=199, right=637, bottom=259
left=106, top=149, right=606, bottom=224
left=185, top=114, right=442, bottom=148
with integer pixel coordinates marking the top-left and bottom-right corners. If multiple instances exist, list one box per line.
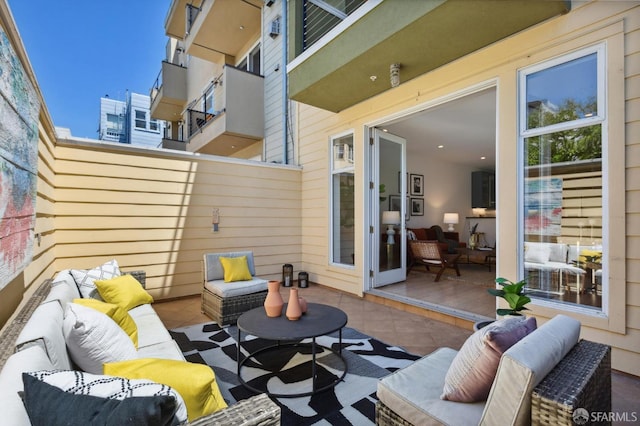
left=408, top=240, right=461, bottom=282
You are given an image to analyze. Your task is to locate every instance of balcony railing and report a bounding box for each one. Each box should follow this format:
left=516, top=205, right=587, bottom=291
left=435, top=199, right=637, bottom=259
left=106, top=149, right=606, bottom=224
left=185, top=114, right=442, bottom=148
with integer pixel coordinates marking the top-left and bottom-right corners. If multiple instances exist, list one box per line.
left=187, top=109, right=216, bottom=137
left=185, top=3, right=201, bottom=35
left=302, top=0, right=367, bottom=51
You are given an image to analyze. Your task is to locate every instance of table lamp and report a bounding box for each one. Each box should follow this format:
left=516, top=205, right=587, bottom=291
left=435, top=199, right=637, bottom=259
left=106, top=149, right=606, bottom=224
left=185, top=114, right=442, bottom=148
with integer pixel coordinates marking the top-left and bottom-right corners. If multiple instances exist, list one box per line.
left=443, top=213, right=459, bottom=232
left=382, top=211, right=401, bottom=244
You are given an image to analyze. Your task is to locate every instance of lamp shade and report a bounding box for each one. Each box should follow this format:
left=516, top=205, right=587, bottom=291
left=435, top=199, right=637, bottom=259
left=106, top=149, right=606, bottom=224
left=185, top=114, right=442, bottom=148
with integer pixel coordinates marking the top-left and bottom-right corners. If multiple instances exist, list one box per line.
left=443, top=213, right=459, bottom=224
left=382, top=211, right=401, bottom=225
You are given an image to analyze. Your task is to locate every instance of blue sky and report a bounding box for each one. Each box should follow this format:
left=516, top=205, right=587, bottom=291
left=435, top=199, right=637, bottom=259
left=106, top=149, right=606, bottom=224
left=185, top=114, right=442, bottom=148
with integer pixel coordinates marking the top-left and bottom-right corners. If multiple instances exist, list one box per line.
left=9, top=1, right=168, bottom=139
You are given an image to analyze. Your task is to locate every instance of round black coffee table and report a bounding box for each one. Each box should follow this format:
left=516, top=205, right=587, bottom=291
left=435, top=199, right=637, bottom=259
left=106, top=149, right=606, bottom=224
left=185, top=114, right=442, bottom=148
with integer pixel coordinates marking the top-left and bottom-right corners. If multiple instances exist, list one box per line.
left=236, top=303, right=348, bottom=398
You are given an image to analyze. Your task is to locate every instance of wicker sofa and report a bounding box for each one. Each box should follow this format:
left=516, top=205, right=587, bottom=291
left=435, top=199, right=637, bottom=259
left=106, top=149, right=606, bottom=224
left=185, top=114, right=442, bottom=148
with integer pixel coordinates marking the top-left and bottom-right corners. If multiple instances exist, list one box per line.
left=0, top=268, right=280, bottom=425
left=375, top=315, right=611, bottom=426
left=201, top=251, right=269, bottom=325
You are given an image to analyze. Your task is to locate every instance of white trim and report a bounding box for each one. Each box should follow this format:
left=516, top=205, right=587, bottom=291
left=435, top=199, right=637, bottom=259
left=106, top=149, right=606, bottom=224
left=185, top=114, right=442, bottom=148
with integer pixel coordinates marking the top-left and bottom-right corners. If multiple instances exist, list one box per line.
left=287, top=0, right=383, bottom=72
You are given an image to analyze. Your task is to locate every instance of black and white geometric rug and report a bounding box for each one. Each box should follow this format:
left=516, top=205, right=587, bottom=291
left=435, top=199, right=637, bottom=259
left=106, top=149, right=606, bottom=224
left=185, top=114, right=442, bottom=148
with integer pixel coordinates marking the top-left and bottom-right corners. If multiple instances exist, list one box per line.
left=169, top=322, right=420, bottom=425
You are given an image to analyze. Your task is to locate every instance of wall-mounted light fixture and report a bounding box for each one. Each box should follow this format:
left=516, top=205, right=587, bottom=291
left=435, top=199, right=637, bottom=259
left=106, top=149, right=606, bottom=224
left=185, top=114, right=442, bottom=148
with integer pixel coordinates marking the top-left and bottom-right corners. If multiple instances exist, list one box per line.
left=212, top=208, right=219, bottom=232
left=390, top=63, right=401, bottom=88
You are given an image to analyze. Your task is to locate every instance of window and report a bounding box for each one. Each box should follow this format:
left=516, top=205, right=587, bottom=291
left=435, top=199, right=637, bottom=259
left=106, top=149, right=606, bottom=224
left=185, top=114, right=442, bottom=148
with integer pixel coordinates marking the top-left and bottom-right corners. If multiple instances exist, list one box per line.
left=135, top=110, right=146, bottom=129
left=519, top=45, right=605, bottom=311
left=204, top=86, right=214, bottom=116
left=330, top=133, right=355, bottom=266
left=238, top=44, right=261, bottom=75
left=150, top=119, right=159, bottom=132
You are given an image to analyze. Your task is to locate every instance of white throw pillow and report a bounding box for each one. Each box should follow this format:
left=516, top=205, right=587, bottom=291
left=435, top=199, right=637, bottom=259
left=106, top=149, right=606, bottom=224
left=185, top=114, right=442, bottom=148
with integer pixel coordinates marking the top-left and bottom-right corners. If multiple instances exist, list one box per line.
left=25, top=370, right=187, bottom=424
left=524, top=243, right=550, bottom=264
left=63, top=303, right=137, bottom=374
left=71, top=259, right=121, bottom=299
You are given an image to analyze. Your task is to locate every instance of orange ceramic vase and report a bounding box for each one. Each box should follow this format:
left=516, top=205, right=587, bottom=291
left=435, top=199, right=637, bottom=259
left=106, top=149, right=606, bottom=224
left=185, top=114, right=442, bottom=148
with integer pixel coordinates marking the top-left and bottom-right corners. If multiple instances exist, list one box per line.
left=264, top=280, right=284, bottom=317
left=286, top=288, right=302, bottom=320
left=298, top=296, right=307, bottom=314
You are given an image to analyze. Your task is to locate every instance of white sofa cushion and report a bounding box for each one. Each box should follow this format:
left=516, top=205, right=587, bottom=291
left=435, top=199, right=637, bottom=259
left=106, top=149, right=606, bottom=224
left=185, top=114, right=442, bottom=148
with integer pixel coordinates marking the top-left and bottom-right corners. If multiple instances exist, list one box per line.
left=15, top=301, right=72, bottom=370
left=63, top=303, right=137, bottom=374
left=136, top=339, right=186, bottom=361
left=0, top=345, right=54, bottom=426
left=128, top=303, right=173, bottom=348
left=479, top=315, right=580, bottom=425
left=377, top=348, right=485, bottom=426
left=43, top=270, right=80, bottom=309
left=204, top=278, right=268, bottom=298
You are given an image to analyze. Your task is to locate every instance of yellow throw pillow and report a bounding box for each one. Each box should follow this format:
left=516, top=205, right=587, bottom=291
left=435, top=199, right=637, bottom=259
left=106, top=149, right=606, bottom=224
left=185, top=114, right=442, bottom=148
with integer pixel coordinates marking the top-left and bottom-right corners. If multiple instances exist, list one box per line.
left=104, top=358, right=227, bottom=421
left=73, top=298, right=138, bottom=348
left=94, top=274, right=153, bottom=311
left=579, top=249, right=602, bottom=263
left=219, top=256, right=252, bottom=282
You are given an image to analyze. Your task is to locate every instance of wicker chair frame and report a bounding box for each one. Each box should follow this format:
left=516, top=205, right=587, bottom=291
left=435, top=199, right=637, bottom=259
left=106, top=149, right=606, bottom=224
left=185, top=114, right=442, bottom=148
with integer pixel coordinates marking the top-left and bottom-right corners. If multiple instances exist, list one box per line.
left=408, top=240, right=461, bottom=282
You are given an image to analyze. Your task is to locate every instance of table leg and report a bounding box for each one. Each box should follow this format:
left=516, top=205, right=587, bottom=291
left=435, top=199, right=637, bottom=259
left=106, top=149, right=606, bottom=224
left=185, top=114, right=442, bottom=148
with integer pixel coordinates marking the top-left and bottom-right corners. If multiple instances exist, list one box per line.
left=312, top=337, right=317, bottom=391
left=237, top=328, right=241, bottom=376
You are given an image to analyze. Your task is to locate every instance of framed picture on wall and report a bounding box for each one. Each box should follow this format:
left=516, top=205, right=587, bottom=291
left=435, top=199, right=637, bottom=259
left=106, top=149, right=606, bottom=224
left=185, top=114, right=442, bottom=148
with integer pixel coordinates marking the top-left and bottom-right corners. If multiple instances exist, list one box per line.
left=389, top=195, right=402, bottom=212
left=411, top=198, right=424, bottom=216
left=410, top=174, right=424, bottom=196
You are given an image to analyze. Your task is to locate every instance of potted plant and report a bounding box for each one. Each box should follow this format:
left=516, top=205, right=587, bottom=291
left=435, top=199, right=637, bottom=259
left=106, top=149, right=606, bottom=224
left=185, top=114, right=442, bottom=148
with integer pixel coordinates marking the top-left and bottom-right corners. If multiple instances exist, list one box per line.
left=474, top=277, right=531, bottom=330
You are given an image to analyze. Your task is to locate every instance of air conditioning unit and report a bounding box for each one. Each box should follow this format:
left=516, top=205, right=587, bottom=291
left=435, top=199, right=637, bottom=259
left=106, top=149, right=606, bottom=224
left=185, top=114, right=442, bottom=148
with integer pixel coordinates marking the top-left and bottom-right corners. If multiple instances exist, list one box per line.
left=269, top=18, right=281, bottom=38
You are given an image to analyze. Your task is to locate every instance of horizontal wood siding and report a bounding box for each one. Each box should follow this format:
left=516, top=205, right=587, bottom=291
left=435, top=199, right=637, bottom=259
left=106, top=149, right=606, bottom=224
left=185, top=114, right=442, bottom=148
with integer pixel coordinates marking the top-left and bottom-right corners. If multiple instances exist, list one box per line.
left=53, top=143, right=301, bottom=300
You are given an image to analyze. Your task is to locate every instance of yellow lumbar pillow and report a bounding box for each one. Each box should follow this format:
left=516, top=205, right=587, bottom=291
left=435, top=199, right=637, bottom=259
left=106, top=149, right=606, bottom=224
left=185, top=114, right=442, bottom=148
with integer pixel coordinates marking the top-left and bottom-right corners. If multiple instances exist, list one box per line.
left=94, top=274, right=153, bottom=311
left=104, top=358, right=228, bottom=421
left=219, top=256, right=252, bottom=282
left=72, top=298, right=138, bottom=348
left=579, top=249, right=602, bottom=263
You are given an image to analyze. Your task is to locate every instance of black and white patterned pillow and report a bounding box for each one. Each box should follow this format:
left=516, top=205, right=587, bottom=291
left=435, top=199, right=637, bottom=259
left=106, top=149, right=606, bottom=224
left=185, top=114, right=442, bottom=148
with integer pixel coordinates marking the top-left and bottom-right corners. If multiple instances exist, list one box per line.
left=70, top=259, right=121, bottom=299
left=26, top=370, right=187, bottom=423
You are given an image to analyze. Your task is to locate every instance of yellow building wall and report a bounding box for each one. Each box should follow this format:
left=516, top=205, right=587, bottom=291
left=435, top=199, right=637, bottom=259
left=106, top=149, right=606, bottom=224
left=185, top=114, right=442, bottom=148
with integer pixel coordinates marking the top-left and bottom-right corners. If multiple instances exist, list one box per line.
left=294, top=0, right=639, bottom=375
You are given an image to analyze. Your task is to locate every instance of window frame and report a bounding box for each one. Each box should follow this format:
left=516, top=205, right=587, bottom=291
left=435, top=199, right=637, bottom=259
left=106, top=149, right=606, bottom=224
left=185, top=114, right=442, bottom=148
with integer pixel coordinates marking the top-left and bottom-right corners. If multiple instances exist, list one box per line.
left=329, top=130, right=356, bottom=269
left=517, top=43, right=610, bottom=319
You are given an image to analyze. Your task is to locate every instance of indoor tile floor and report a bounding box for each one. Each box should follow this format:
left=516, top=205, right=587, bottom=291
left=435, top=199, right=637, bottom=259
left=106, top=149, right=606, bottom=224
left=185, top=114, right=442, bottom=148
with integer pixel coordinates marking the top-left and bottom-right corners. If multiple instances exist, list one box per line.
left=154, top=284, right=640, bottom=423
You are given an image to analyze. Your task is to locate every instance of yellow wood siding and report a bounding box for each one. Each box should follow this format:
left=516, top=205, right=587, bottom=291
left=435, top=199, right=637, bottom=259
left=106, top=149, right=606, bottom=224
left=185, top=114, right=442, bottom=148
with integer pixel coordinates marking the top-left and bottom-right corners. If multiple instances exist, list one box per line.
left=52, top=143, right=301, bottom=300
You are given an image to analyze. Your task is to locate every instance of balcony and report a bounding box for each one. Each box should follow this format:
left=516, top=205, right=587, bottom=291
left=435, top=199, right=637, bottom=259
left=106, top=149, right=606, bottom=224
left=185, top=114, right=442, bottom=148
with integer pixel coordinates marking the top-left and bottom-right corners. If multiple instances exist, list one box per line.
left=184, top=0, right=262, bottom=63
left=288, top=0, right=570, bottom=112
left=187, top=66, right=264, bottom=156
left=150, top=61, right=187, bottom=122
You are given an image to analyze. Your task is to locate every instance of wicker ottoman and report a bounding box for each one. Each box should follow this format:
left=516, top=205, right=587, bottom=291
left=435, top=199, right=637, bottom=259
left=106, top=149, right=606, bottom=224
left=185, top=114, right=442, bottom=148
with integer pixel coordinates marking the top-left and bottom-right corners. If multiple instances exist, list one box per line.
left=202, top=288, right=267, bottom=326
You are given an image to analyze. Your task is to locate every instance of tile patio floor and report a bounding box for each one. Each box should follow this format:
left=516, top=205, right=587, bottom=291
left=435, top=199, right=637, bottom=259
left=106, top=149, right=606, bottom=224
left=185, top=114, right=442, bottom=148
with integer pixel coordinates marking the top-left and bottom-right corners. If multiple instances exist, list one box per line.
left=154, top=283, right=640, bottom=423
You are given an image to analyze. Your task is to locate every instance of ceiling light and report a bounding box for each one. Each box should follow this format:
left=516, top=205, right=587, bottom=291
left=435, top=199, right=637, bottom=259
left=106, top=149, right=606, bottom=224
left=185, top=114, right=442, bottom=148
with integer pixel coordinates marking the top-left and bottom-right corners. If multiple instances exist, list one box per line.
left=481, top=156, right=486, bottom=160
left=370, top=75, right=377, bottom=82
left=382, top=129, right=388, bottom=132
left=239, top=25, right=245, bottom=30
left=437, top=145, right=444, bottom=149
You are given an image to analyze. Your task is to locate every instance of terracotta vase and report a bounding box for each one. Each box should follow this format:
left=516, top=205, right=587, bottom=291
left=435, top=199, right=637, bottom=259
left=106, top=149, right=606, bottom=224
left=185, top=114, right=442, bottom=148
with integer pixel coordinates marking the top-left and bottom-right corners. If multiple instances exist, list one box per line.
left=286, top=288, right=302, bottom=321
left=298, top=296, right=307, bottom=314
left=264, top=280, right=284, bottom=317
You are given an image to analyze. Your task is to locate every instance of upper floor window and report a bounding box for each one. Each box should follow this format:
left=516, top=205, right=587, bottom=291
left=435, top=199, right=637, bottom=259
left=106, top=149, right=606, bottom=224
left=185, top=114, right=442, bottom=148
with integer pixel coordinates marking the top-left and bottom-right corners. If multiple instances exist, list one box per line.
left=238, top=44, right=261, bottom=75
left=519, top=45, right=605, bottom=312
left=135, top=110, right=146, bottom=129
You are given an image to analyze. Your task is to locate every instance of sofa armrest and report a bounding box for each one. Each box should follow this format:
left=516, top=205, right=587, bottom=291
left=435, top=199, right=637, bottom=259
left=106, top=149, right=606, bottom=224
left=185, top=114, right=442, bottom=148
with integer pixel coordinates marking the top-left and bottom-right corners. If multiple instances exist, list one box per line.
left=531, top=339, right=611, bottom=425
left=123, top=270, right=146, bottom=288
left=187, top=393, right=280, bottom=426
